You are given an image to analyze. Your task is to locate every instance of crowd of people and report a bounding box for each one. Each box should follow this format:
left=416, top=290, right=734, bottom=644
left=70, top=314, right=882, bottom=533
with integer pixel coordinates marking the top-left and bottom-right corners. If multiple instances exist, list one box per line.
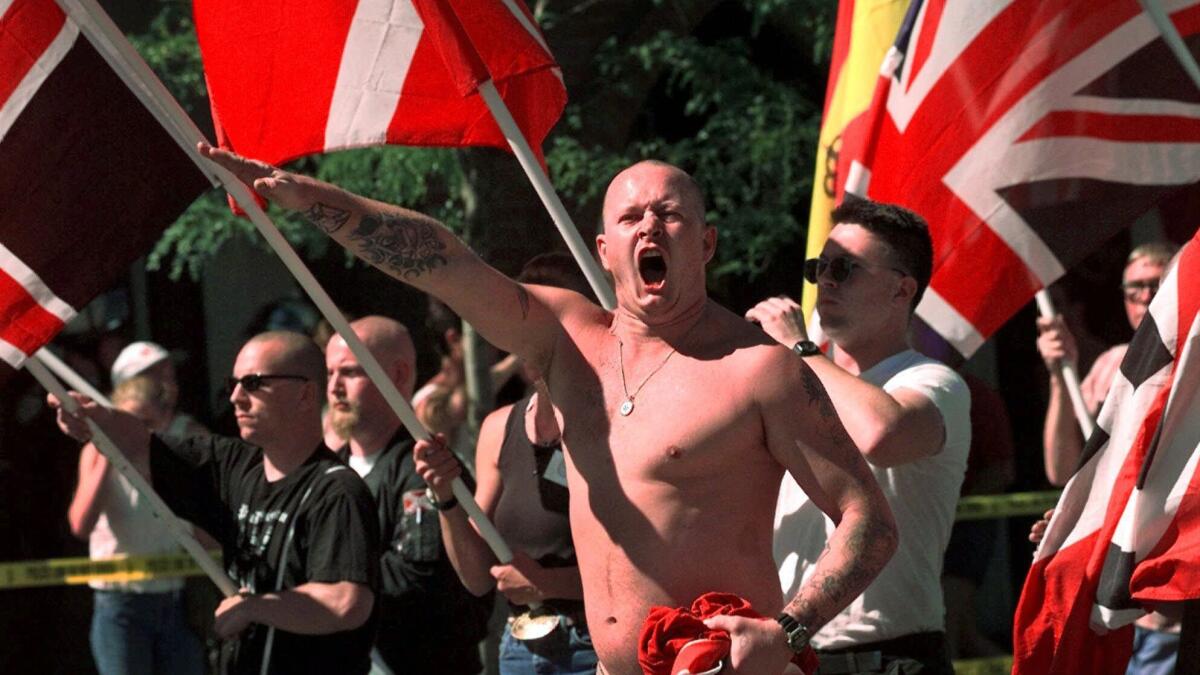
left=38, top=144, right=1181, bottom=675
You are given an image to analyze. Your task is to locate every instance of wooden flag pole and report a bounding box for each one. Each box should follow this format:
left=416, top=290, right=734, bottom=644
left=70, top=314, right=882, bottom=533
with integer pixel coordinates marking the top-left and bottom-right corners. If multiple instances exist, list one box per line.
left=23, top=357, right=237, bottom=596
left=1034, top=290, right=1097, bottom=439
left=477, top=80, right=617, bottom=311
left=56, top=0, right=514, bottom=565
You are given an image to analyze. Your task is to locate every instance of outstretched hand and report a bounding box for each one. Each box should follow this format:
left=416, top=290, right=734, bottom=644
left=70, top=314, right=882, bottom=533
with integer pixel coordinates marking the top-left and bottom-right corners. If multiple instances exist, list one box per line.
left=46, top=392, right=150, bottom=457
left=413, top=433, right=461, bottom=503
left=745, top=296, right=808, bottom=348
left=197, top=142, right=314, bottom=212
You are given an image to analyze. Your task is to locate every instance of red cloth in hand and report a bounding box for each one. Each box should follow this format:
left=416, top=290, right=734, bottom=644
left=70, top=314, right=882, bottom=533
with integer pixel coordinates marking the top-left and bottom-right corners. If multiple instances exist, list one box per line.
left=637, top=592, right=817, bottom=675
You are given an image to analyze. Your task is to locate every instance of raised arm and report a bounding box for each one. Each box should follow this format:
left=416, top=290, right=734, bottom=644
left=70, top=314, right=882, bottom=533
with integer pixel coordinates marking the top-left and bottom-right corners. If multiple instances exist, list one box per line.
left=68, top=443, right=109, bottom=539
left=1035, top=315, right=1085, bottom=486
left=415, top=415, right=507, bottom=595
left=199, top=143, right=575, bottom=372
left=747, top=296, right=946, bottom=466
left=763, top=354, right=897, bottom=631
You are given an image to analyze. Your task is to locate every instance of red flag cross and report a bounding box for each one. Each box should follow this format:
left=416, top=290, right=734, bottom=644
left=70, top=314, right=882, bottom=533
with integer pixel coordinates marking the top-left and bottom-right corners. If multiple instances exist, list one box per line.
left=0, top=0, right=207, bottom=369
left=193, top=0, right=566, bottom=167
left=836, top=0, right=1200, bottom=358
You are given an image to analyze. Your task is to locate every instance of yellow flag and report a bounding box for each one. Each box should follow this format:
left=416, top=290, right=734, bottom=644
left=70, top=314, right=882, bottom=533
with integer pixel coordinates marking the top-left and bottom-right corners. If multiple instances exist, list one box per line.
left=803, top=0, right=910, bottom=319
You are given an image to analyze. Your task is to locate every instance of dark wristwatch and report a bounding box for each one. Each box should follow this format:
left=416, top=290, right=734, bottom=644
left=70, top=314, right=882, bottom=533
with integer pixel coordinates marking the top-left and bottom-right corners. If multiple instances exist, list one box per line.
left=792, top=340, right=821, bottom=357
left=425, top=487, right=459, bottom=512
left=775, top=612, right=811, bottom=653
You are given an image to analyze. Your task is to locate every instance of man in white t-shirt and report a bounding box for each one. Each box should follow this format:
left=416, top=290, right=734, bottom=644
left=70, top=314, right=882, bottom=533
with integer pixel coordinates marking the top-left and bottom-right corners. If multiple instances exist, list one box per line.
left=746, top=198, right=971, bottom=674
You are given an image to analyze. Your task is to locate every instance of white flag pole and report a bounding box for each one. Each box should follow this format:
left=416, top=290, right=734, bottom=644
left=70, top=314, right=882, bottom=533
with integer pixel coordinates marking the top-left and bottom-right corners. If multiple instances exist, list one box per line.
left=23, top=357, right=237, bottom=596
left=1139, top=0, right=1200, bottom=91
left=56, top=0, right=514, bottom=564
left=477, top=80, right=617, bottom=311
left=1034, top=290, right=1097, bottom=439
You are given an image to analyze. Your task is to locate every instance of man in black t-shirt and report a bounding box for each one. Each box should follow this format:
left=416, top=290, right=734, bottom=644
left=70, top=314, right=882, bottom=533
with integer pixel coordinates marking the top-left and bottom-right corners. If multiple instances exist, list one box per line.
left=326, top=315, right=492, bottom=674
left=52, top=331, right=380, bottom=675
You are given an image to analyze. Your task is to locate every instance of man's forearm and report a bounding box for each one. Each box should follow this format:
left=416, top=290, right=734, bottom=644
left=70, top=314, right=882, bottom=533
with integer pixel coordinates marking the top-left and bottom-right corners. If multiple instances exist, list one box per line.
left=1043, top=378, right=1084, bottom=486
left=782, top=504, right=897, bottom=630
left=247, top=581, right=374, bottom=634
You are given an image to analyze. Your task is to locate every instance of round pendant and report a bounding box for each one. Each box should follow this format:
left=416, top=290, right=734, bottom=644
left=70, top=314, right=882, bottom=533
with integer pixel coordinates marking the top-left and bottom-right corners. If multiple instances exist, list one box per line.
left=619, top=399, right=634, bottom=416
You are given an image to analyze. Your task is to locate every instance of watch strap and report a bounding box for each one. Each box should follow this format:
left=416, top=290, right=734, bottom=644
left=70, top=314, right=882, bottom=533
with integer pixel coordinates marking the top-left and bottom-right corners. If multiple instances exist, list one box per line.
left=426, top=487, right=459, bottom=512
left=792, top=340, right=821, bottom=357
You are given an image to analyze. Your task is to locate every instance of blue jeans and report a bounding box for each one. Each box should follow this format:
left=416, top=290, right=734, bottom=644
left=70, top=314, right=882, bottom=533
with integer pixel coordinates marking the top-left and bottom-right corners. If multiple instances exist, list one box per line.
left=90, top=589, right=206, bottom=675
left=1126, top=625, right=1179, bottom=675
left=500, top=619, right=598, bottom=675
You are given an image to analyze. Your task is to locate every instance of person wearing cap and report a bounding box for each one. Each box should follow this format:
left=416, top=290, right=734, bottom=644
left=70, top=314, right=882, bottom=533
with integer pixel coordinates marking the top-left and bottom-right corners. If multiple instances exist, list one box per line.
left=747, top=199, right=971, bottom=674
left=325, top=316, right=493, bottom=675
left=68, top=374, right=209, bottom=675
left=53, top=331, right=381, bottom=674
left=110, top=341, right=207, bottom=442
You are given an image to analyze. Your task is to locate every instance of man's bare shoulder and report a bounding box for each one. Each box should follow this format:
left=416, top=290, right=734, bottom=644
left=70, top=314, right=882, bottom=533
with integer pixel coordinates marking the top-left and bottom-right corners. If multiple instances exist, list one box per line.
left=686, top=301, right=780, bottom=358
left=525, top=284, right=610, bottom=330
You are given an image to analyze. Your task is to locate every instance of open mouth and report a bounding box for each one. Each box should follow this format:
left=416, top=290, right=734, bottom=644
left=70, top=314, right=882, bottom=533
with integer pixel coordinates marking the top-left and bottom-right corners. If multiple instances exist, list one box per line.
left=638, top=250, right=667, bottom=286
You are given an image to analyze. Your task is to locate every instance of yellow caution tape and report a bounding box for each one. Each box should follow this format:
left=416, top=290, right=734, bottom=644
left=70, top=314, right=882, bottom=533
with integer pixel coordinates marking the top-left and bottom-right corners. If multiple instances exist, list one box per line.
left=0, top=491, right=1062, bottom=589
left=956, top=490, right=1060, bottom=522
left=952, top=656, right=1014, bottom=675
left=0, top=551, right=221, bottom=590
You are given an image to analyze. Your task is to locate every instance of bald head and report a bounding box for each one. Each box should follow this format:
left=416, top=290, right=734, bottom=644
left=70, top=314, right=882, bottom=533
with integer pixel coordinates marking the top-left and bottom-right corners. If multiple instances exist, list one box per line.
left=348, top=315, right=416, bottom=396
left=602, top=160, right=706, bottom=231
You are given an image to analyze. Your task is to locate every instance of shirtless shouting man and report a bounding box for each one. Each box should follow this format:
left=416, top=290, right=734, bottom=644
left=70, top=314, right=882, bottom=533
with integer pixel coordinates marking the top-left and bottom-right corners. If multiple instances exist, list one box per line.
left=200, top=144, right=897, bottom=675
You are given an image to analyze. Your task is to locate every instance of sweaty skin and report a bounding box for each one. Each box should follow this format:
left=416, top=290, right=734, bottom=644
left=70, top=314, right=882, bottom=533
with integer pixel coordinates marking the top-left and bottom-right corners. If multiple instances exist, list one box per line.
left=198, top=146, right=897, bottom=675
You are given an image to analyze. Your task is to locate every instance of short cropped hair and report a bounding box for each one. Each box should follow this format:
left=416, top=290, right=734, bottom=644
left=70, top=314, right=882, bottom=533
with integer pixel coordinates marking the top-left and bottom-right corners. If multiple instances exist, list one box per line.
left=247, top=330, right=327, bottom=392
left=1129, top=242, right=1178, bottom=268
left=831, top=198, right=933, bottom=312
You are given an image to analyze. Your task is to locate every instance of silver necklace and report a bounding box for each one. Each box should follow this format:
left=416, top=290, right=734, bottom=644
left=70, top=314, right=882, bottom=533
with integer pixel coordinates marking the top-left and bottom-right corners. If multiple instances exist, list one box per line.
left=616, top=338, right=678, bottom=416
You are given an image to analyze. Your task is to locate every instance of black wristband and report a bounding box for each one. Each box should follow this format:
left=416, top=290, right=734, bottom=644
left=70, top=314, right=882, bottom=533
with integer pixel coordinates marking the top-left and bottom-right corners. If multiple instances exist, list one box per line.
left=426, top=487, right=459, bottom=512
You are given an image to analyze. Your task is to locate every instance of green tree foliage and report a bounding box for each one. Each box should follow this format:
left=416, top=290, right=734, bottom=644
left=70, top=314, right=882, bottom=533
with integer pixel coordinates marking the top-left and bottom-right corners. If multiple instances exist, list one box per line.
left=129, top=0, right=833, bottom=289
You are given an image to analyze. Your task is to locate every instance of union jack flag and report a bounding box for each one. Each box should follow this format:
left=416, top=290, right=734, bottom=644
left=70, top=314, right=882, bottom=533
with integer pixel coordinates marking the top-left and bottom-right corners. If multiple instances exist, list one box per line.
left=1014, top=226, right=1200, bottom=674
left=834, top=0, right=1200, bottom=358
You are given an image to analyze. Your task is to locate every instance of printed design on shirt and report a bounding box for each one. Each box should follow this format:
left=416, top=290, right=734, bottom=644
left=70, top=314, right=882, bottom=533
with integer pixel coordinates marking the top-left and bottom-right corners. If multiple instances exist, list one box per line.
left=231, top=503, right=290, bottom=592
left=400, top=488, right=440, bottom=561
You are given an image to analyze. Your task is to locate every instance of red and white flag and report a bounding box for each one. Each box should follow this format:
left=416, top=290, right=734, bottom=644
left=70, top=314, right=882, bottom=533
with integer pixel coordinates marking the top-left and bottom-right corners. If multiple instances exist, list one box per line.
left=0, top=0, right=208, bottom=370
left=193, top=0, right=566, bottom=167
left=1013, top=226, right=1200, bottom=674
left=834, top=0, right=1200, bottom=358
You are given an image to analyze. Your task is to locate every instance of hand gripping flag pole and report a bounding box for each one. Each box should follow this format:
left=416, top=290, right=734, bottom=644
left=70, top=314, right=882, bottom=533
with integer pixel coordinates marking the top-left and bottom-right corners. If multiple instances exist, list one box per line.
left=53, top=0, right=515, bottom=566
left=1034, top=290, right=1097, bottom=439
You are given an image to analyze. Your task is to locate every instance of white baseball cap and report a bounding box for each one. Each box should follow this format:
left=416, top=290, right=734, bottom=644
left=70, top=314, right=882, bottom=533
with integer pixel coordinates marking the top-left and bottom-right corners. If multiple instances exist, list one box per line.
left=110, top=341, right=170, bottom=386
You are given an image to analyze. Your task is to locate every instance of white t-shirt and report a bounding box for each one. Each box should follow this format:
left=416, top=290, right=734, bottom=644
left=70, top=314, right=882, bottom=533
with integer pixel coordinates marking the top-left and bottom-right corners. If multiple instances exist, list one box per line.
left=89, top=470, right=186, bottom=593
left=773, top=349, right=971, bottom=648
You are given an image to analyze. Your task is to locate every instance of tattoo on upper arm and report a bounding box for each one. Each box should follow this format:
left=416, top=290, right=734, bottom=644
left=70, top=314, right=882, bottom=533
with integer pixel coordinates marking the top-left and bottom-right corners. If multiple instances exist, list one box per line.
left=515, top=285, right=530, bottom=320
left=303, top=202, right=351, bottom=234
left=349, top=214, right=448, bottom=278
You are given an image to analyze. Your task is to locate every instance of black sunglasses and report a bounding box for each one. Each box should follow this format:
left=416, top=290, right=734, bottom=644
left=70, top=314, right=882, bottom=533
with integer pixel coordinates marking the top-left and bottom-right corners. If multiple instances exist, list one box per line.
left=1120, top=279, right=1160, bottom=301
left=225, top=373, right=308, bottom=394
left=803, top=256, right=908, bottom=284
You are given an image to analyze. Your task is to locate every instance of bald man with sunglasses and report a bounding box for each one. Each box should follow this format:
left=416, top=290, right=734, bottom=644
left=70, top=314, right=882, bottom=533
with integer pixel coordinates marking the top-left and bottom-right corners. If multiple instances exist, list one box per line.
left=747, top=199, right=971, bottom=674
left=50, top=331, right=381, bottom=675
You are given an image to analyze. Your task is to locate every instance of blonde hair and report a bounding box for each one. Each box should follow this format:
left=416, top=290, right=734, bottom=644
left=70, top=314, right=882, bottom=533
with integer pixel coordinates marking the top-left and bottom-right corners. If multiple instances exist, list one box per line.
left=111, top=375, right=172, bottom=413
left=1128, top=242, right=1178, bottom=268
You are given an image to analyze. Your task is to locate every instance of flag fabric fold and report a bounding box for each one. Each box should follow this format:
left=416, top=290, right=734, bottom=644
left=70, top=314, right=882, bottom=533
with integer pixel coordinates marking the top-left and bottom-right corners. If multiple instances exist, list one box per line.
left=830, top=0, right=1200, bottom=359
left=1013, top=226, right=1200, bottom=674
left=0, top=0, right=207, bottom=369
left=193, top=0, right=566, bottom=167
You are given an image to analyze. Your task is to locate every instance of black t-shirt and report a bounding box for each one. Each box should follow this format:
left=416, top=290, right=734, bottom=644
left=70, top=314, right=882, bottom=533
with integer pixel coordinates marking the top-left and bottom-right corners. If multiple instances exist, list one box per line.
left=150, top=434, right=380, bottom=675
left=338, top=429, right=493, bottom=675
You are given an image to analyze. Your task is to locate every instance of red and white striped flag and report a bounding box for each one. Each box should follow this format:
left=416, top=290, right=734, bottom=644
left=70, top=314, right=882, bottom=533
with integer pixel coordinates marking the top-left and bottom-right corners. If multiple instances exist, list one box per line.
left=1014, top=226, right=1200, bottom=674
left=193, top=0, right=566, bottom=167
left=834, top=0, right=1200, bottom=359
left=0, top=0, right=208, bottom=370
